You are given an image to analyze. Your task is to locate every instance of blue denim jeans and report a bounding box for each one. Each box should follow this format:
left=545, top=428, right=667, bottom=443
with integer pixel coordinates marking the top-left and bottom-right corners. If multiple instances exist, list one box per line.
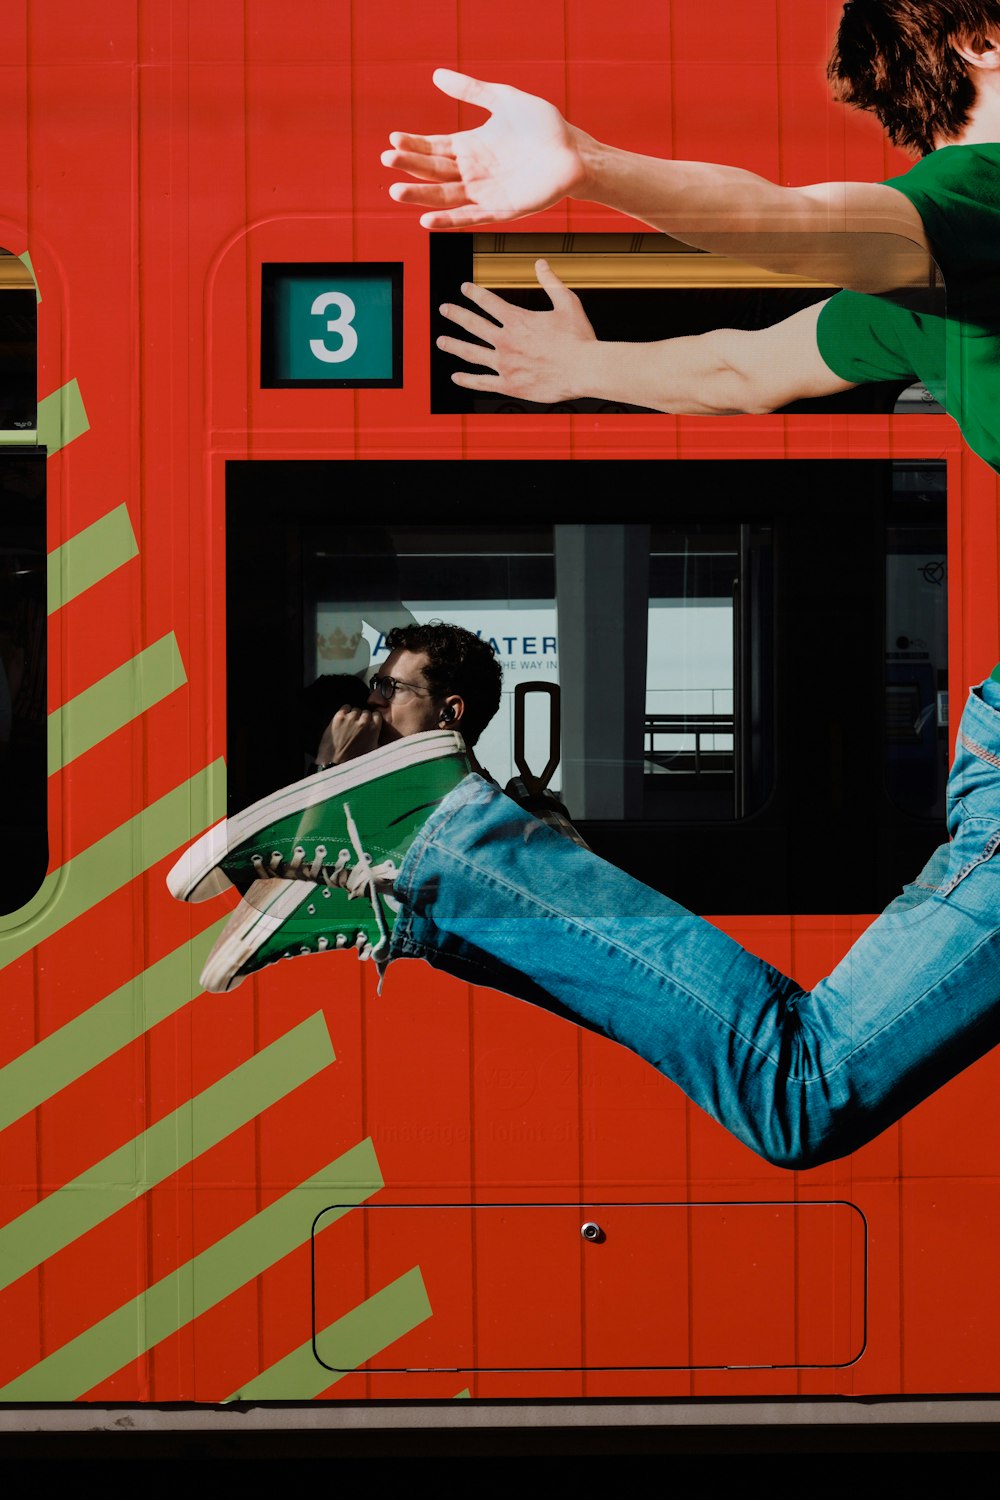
left=390, top=684, right=1000, bottom=1169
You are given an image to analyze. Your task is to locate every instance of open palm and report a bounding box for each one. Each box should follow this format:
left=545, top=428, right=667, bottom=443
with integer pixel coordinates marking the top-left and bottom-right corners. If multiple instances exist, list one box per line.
left=383, top=70, right=588, bottom=228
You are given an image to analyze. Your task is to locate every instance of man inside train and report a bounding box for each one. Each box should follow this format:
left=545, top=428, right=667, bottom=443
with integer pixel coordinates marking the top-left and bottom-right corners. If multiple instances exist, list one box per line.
left=381, top=0, right=1000, bottom=473
left=311, top=620, right=500, bottom=776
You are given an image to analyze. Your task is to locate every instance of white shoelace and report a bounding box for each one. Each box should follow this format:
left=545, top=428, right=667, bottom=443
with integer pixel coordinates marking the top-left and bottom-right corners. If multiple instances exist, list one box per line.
left=341, top=802, right=397, bottom=960
left=251, top=808, right=398, bottom=967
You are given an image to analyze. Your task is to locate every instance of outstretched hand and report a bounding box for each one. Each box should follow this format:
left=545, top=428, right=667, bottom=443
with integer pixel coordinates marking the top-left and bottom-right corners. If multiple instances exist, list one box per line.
left=382, top=70, right=589, bottom=229
left=437, top=259, right=596, bottom=402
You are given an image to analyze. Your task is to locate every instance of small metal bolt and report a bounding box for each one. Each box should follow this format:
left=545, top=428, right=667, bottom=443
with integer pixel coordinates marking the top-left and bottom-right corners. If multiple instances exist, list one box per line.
left=580, top=1221, right=604, bottom=1242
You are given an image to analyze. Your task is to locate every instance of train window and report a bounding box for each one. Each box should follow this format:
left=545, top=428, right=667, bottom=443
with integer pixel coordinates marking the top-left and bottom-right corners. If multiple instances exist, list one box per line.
left=260, top=263, right=403, bottom=389
left=227, top=457, right=945, bottom=915
left=0, top=249, right=43, bottom=915
left=429, top=232, right=944, bottom=417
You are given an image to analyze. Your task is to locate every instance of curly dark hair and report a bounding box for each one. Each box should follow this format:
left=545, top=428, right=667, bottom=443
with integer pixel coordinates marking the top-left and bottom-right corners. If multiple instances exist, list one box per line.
left=383, top=621, right=502, bottom=746
left=828, top=0, right=1000, bottom=156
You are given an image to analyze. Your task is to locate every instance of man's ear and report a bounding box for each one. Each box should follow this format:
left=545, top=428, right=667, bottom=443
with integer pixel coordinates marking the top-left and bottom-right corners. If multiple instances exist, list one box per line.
left=439, top=694, right=464, bottom=727
left=953, top=32, right=1000, bottom=71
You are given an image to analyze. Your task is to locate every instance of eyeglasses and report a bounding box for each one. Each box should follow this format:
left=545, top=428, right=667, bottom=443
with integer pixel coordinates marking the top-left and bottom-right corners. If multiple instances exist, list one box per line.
left=368, top=673, right=432, bottom=702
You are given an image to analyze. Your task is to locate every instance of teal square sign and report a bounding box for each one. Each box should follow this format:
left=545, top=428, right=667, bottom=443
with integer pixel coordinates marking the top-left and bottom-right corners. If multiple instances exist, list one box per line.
left=262, top=263, right=403, bottom=388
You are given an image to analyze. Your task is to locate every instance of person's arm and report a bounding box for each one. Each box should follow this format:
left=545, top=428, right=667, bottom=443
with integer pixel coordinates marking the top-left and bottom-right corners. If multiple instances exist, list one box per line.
left=384, top=71, right=930, bottom=293
left=437, top=261, right=856, bottom=413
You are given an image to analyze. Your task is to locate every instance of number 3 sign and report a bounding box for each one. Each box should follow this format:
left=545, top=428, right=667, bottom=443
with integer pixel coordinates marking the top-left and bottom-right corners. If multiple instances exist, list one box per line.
left=261, top=263, right=403, bottom=388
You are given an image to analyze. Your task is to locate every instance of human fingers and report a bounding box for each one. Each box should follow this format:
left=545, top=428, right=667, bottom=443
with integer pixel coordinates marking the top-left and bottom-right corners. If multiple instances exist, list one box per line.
left=388, top=130, right=457, bottom=156
left=450, top=369, right=501, bottom=391
left=380, top=147, right=461, bottom=183
left=431, top=69, right=496, bottom=109
left=388, top=179, right=473, bottom=208
left=438, top=300, right=506, bottom=341
left=335, top=705, right=378, bottom=725
left=435, top=334, right=500, bottom=370
left=418, top=204, right=528, bottom=229
left=458, top=280, right=520, bottom=322
left=534, top=258, right=577, bottom=307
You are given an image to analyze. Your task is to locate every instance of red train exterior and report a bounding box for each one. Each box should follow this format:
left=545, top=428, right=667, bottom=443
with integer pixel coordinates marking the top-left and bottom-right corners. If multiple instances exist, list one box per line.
left=1, top=0, right=999, bottom=1416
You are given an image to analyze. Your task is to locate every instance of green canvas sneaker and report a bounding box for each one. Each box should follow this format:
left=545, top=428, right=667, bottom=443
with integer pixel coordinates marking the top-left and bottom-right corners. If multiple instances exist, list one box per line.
left=199, top=878, right=387, bottom=993
left=168, top=729, right=470, bottom=905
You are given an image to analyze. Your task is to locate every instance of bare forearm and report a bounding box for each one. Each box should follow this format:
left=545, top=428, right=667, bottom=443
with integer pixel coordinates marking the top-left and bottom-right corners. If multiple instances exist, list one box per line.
left=567, top=331, right=764, bottom=413
left=572, top=137, right=930, bottom=291
left=576, top=136, right=788, bottom=232
left=441, top=269, right=854, bottom=412
left=582, top=301, right=857, bottom=413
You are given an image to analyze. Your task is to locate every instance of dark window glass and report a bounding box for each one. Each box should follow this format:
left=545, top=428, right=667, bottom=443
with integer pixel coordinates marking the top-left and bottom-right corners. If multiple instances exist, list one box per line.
left=227, top=459, right=944, bottom=914
left=0, top=250, right=37, bottom=437
left=0, top=452, right=46, bottom=913
left=0, top=248, right=43, bottom=914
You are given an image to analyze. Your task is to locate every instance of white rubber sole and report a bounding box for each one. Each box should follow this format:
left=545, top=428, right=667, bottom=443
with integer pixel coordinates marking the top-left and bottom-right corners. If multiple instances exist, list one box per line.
left=167, top=729, right=466, bottom=903
left=199, top=880, right=316, bottom=993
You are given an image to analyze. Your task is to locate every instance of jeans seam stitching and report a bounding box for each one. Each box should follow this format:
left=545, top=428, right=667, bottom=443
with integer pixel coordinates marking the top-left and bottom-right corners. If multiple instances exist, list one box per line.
left=959, top=730, right=1000, bottom=770
left=938, top=826, right=1000, bottom=895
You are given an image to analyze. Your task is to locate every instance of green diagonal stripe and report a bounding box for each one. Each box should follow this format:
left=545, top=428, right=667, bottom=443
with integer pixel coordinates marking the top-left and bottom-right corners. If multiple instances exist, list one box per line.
left=0, top=920, right=227, bottom=1133
left=227, top=1267, right=432, bottom=1402
left=47, top=634, right=187, bottom=771
left=0, top=1011, right=335, bottom=1294
left=0, top=1138, right=382, bottom=1401
left=48, top=504, right=138, bottom=614
left=18, top=250, right=39, bottom=304
left=0, top=758, right=226, bottom=953
left=37, top=377, right=89, bottom=456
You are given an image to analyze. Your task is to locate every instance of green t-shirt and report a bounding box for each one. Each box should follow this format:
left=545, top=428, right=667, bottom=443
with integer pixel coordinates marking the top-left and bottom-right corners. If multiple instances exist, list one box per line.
left=815, top=144, right=1000, bottom=472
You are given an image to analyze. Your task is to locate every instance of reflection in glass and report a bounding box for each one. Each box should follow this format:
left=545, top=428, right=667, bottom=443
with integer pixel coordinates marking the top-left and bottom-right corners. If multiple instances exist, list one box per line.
left=643, top=524, right=773, bottom=823
left=884, top=467, right=948, bottom=821
left=309, top=526, right=558, bottom=792
left=0, top=453, right=46, bottom=914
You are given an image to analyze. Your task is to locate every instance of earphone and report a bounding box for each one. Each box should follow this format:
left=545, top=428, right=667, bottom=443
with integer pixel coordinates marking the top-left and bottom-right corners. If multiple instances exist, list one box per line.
left=441, top=705, right=457, bottom=724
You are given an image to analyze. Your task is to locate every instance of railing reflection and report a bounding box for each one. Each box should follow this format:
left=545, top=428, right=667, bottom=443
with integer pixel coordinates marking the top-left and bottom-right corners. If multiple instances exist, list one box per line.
left=644, top=712, right=735, bottom=776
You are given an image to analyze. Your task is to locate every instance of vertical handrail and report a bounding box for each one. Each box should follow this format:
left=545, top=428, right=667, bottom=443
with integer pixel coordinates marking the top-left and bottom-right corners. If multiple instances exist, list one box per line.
left=512, top=680, right=561, bottom=792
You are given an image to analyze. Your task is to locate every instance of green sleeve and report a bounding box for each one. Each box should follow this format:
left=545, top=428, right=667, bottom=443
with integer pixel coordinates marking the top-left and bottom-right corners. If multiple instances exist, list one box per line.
left=815, top=293, right=946, bottom=405
left=882, top=146, right=1000, bottom=276
left=816, top=292, right=916, bottom=384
